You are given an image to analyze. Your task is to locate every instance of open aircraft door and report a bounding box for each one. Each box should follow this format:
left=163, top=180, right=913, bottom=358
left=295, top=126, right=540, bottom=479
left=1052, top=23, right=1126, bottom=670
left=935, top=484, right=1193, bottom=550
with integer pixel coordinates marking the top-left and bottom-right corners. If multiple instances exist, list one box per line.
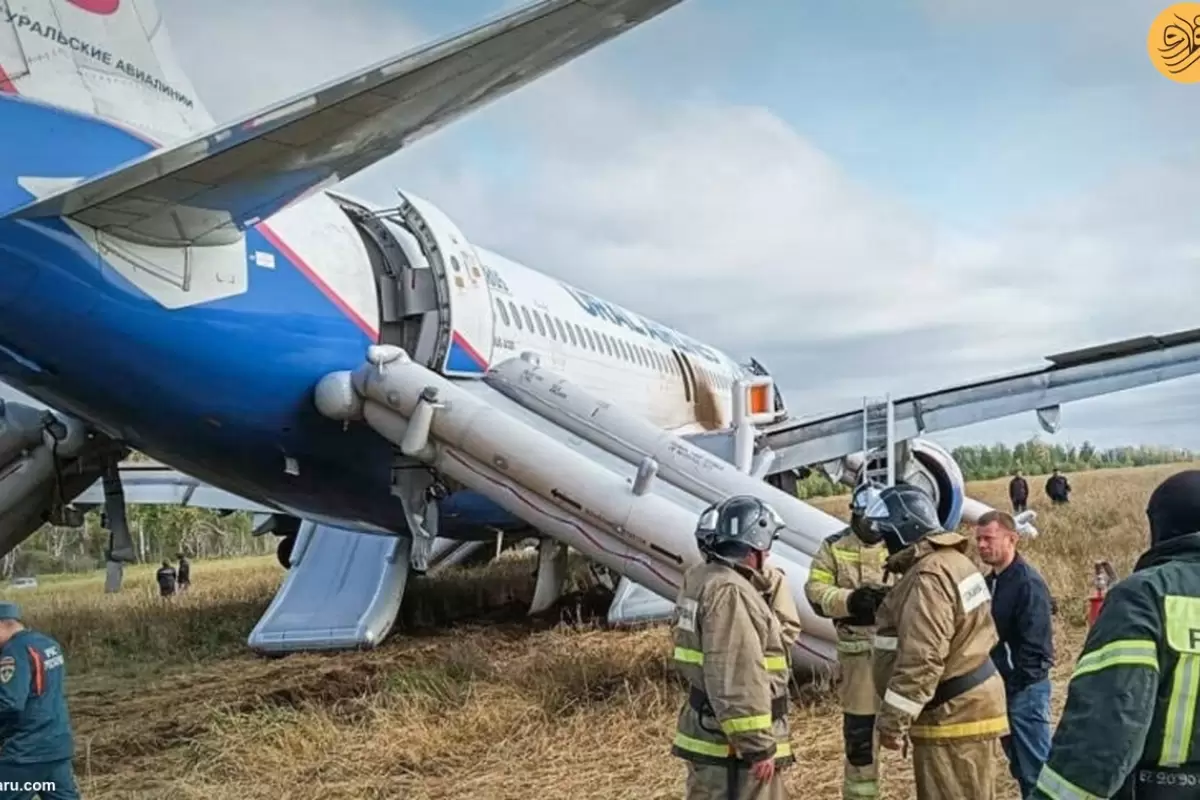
left=394, top=191, right=495, bottom=378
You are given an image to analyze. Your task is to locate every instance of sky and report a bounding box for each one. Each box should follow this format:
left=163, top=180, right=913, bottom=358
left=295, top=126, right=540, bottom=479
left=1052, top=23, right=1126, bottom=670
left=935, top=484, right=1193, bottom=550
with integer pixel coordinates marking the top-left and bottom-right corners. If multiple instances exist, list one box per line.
left=158, top=0, right=1200, bottom=452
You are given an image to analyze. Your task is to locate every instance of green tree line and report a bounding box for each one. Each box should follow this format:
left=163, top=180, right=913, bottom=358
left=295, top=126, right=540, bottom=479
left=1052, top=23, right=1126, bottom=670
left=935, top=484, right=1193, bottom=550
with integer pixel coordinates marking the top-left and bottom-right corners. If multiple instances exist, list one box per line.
left=3, top=438, right=1195, bottom=576
left=794, top=439, right=1196, bottom=499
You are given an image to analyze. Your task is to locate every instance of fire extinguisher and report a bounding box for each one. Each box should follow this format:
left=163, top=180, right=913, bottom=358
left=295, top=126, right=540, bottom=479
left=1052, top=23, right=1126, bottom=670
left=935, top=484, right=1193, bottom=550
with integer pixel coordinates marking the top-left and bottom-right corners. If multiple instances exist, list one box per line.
left=1088, top=560, right=1117, bottom=626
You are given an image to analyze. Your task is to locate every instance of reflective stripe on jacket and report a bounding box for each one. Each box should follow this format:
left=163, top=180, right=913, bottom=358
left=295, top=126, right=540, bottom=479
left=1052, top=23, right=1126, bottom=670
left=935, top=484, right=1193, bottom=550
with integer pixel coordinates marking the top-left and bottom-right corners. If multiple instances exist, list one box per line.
left=671, top=560, right=794, bottom=766
left=803, top=527, right=888, bottom=655
left=1033, top=532, right=1200, bottom=800
left=872, top=531, right=1009, bottom=744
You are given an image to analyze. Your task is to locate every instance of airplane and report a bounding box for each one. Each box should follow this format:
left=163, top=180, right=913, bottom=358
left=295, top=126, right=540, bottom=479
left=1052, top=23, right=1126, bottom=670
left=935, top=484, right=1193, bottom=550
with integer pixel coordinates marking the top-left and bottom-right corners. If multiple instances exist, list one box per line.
left=3, top=0, right=1200, bottom=670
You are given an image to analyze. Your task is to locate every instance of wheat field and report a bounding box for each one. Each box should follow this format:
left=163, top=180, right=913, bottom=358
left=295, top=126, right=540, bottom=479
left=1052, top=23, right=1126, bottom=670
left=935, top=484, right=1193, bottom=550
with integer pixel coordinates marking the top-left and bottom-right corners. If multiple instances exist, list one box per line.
left=2, top=463, right=1188, bottom=799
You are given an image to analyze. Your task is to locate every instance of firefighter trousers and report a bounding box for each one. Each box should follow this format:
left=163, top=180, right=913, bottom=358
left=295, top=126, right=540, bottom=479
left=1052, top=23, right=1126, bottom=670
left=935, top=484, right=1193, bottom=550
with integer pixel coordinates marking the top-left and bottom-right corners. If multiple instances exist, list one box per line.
left=838, top=650, right=879, bottom=799
left=685, top=762, right=788, bottom=800
left=911, top=738, right=1004, bottom=800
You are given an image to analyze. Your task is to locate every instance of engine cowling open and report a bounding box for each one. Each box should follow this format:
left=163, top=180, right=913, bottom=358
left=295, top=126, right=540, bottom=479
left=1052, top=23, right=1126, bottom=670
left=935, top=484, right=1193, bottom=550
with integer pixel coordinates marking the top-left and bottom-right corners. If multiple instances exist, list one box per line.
left=853, top=438, right=966, bottom=531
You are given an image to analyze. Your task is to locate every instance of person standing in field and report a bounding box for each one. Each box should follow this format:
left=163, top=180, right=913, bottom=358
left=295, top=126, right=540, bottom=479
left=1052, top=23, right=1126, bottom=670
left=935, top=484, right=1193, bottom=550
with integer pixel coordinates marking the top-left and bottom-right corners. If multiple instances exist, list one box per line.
left=0, top=602, right=79, bottom=799
left=155, top=560, right=176, bottom=598
left=1009, top=471, right=1029, bottom=514
left=671, top=496, right=797, bottom=800
left=1033, top=470, right=1200, bottom=798
left=176, top=553, right=191, bottom=592
left=975, top=510, right=1054, bottom=799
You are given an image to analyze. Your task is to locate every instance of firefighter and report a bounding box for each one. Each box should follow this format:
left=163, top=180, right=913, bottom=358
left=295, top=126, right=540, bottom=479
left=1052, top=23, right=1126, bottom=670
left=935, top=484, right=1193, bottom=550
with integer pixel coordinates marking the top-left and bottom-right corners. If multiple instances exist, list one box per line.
left=0, top=602, right=79, bottom=799
left=803, top=482, right=890, bottom=799
left=671, top=495, right=797, bottom=800
left=1032, top=469, right=1200, bottom=799
left=864, top=483, right=1009, bottom=800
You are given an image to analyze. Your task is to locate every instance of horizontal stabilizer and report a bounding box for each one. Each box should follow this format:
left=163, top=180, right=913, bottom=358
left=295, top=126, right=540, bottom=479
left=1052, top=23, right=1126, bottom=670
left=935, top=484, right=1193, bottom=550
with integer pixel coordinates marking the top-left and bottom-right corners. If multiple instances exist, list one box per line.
left=5, top=0, right=682, bottom=246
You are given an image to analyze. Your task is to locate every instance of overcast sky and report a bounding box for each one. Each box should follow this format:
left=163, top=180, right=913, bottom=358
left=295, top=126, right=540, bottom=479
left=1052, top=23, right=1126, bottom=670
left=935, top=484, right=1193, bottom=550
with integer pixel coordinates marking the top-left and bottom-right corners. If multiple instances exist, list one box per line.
left=158, top=0, right=1200, bottom=452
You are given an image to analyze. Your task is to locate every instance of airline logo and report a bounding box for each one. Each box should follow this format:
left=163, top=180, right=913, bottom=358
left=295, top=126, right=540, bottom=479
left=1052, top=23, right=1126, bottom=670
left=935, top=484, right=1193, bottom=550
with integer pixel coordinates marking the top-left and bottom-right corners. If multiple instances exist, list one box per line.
left=66, top=0, right=120, bottom=14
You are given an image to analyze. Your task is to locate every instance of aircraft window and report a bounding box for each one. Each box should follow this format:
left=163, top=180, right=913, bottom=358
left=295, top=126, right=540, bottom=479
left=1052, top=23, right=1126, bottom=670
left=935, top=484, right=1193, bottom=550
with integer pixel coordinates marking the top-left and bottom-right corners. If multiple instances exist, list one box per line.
left=637, top=346, right=649, bottom=368
left=621, top=341, right=633, bottom=362
left=574, top=324, right=587, bottom=348
left=616, top=339, right=627, bottom=360
left=602, top=335, right=615, bottom=357
left=521, top=306, right=535, bottom=331
left=533, top=310, right=547, bottom=337
left=495, top=300, right=511, bottom=327
left=565, top=322, right=578, bottom=347
left=633, top=345, right=644, bottom=366
left=584, top=328, right=596, bottom=350
left=655, top=353, right=666, bottom=372
left=508, top=301, right=522, bottom=330
left=542, top=312, right=557, bottom=340
left=554, top=317, right=569, bottom=342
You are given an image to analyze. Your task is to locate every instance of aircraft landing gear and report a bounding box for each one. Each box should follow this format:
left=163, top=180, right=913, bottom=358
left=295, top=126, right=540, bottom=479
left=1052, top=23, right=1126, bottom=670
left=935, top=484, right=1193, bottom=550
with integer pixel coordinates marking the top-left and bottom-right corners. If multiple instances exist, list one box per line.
left=277, top=532, right=296, bottom=570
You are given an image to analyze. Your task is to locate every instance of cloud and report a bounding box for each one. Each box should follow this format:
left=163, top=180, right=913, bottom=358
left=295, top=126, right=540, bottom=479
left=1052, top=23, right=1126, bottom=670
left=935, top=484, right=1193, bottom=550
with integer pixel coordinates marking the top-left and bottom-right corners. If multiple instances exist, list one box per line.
left=157, top=0, right=427, bottom=123
left=390, top=74, right=1045, bottom=355
left=155, top=0, right=1200, bottom=448
left=386, top=52, right=1200, bottom=445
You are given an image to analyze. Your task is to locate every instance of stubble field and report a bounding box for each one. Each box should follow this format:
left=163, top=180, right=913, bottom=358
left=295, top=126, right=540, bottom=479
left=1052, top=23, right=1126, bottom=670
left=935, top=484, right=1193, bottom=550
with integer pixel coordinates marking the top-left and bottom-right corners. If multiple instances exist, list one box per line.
left=3, top=462, right=1186, bottom=799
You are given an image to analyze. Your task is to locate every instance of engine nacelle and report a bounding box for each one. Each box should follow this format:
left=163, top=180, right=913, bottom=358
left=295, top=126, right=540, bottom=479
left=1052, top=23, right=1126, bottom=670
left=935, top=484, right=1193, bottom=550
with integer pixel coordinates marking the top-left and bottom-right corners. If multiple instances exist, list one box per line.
left=901, top=438, right=966, bottom=531
left=849, top=438, right=966, bottom=531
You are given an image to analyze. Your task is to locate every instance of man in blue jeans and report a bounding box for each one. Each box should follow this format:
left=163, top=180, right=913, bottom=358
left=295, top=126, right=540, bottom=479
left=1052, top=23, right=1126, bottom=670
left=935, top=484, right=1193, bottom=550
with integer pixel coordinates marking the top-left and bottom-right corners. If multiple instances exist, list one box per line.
left=975, top=510, right=1055, bottom=799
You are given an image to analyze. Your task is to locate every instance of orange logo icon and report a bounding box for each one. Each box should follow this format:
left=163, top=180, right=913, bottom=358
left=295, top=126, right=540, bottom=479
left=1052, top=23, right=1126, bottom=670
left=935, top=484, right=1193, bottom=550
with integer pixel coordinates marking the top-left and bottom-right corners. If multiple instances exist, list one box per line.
left=1149, top=4, right=1200, bottom=82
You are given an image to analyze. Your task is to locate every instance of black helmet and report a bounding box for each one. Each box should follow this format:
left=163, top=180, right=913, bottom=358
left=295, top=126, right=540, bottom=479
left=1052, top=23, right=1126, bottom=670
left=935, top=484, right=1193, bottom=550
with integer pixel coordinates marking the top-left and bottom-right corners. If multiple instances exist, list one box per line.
left=1146, top=470, right=1200, bottom=546
left=862, top=483, right=943, bottom=556
left=849, top=482, right=885, bottom=545
left=696, top=495, right=785, bottom=559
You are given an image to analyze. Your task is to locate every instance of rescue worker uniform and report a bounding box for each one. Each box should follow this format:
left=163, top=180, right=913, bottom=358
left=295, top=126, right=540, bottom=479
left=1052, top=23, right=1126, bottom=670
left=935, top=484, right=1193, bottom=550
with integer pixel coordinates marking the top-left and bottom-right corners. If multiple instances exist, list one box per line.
left=0, top=603, right=78, bottom=800
left=1033, top=469, right=1200, bottom=800
left=672, top=496, right=797, bottom=800
left=803, top=484, right=890, bottom=800
left=865, top=484, right=1009, bottom=800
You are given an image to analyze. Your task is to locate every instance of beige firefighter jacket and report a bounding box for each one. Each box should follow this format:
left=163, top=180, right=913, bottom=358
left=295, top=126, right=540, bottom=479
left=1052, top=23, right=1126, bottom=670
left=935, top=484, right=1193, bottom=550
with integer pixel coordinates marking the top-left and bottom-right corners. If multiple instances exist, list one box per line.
left=871, top=531, right=1009, bottom=744
left=803, top=527, right=889, bottom=656
left=762, top=564, right=804, bottom=649
left=671, top=559, right=795, bottom=767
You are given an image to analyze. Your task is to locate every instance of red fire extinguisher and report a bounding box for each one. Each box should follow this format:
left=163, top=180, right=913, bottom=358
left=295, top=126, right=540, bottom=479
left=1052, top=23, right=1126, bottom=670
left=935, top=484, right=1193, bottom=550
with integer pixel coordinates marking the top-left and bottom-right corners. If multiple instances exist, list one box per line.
left=1088, top=561, right=1117, bottom=626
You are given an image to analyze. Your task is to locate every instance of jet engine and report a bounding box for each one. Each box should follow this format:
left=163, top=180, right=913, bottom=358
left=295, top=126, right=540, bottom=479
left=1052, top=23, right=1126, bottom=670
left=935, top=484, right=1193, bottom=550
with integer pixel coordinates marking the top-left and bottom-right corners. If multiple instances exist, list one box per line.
left=849, top=438, right=966, bottom=531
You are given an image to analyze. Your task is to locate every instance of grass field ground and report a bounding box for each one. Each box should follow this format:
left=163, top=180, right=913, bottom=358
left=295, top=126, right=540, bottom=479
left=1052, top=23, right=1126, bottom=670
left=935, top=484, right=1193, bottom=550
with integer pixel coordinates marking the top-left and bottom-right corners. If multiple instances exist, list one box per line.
left=2, top=463, right=1190, bottom=799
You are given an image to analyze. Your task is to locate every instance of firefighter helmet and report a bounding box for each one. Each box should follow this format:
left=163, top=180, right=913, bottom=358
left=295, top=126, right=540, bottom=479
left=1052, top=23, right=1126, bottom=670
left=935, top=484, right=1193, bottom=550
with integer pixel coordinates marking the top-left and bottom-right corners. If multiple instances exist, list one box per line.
left=696, top=495, right=785, bottom=557
left=862, top=483, right=943, bottom=555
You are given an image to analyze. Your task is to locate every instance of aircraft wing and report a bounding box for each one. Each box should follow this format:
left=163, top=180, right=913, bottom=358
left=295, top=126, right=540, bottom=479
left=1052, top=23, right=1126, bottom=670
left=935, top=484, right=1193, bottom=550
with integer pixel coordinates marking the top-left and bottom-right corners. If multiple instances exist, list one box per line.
left=762, top=326, right=1200, bottom=473
left=73, top=461, right=279, bottom=514
left=5, top=0, right=683, bottom=247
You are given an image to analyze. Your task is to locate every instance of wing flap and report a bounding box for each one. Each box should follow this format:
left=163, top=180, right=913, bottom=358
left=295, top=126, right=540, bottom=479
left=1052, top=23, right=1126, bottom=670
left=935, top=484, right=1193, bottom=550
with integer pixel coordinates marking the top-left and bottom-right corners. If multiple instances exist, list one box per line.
left=7, top=0, right=683, bottom=246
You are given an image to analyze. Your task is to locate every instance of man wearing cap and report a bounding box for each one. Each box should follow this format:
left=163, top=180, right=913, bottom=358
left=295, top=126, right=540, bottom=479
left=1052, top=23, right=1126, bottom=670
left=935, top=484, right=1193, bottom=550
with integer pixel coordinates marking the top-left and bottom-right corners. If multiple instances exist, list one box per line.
left=0, top=602, right=78, bottom=799
left=1033, top=469, right=1200, bottom=799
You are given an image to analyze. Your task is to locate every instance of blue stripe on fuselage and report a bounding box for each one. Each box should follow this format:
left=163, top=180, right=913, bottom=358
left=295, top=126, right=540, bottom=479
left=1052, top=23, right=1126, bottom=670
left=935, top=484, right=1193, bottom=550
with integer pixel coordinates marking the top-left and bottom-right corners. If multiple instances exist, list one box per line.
left=0, top=94, right=414, bottom=528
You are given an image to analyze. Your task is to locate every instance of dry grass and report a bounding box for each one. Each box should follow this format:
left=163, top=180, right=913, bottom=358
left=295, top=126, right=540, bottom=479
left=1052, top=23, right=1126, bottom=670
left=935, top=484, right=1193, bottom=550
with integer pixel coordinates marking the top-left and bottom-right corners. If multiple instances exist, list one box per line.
left=11, top=463, right=1192, bottom=799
